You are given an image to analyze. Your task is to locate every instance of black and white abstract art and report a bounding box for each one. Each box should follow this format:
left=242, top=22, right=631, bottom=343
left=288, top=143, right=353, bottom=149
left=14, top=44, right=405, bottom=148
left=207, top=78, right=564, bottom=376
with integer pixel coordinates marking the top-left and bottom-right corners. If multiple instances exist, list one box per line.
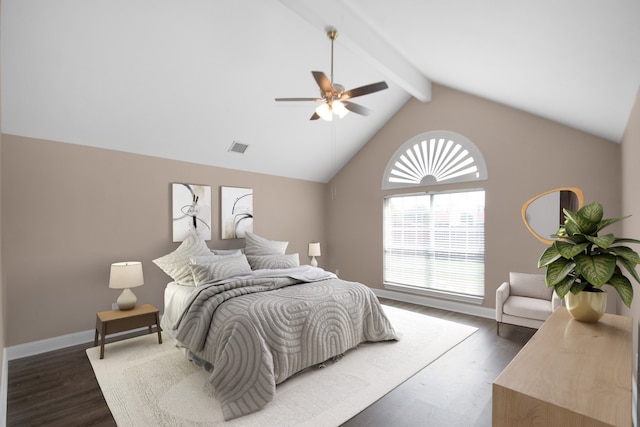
left=172, top=183, right=212, bottom=241
left=221, top=186, right=253, bottom=239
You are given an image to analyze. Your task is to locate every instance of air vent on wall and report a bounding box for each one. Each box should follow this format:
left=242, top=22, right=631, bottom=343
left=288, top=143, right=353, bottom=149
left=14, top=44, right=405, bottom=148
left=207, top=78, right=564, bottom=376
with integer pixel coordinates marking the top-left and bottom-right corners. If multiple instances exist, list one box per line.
left=228, top=141, right=249, bottom=154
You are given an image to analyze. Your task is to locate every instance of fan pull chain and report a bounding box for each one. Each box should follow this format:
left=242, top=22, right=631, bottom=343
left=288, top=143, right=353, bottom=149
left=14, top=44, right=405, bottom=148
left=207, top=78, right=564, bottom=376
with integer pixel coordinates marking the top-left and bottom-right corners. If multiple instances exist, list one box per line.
left=331, top=119, right=337, bottom=200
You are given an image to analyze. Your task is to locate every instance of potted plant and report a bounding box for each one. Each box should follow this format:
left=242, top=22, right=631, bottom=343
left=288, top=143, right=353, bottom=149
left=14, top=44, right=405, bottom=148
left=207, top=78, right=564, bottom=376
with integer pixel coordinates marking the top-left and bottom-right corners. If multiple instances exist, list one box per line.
left=537, top=201, right=640, bottom=322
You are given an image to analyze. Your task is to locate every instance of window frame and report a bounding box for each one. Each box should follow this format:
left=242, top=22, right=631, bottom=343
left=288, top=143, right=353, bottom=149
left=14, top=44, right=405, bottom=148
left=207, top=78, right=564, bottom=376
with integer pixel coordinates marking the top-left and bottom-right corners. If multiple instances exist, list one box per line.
left=382, top=188, right=486, bottom=304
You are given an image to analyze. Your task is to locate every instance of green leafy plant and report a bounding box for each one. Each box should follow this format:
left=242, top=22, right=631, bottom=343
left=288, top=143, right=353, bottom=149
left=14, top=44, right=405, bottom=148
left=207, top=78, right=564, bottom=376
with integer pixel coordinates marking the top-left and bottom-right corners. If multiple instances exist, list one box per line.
left=537, top=201, right=640, bottom=307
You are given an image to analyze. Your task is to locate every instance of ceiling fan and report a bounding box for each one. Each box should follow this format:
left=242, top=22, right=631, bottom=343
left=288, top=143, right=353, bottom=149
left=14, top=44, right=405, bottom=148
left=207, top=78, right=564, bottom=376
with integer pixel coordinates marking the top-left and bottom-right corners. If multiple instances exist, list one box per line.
left=275, top=28, right=388, bottom=121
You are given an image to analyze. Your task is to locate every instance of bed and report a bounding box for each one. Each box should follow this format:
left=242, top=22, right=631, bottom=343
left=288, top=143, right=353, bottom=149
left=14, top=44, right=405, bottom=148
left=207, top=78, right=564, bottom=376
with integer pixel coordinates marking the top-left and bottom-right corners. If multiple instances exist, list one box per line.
left=154, top=232, right=399, bottom=421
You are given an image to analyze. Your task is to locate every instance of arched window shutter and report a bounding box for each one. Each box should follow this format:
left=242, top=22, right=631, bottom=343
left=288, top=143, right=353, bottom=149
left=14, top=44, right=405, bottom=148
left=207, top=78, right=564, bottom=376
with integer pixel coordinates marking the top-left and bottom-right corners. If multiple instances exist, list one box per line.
left=382, top=130, right=488, bottom=190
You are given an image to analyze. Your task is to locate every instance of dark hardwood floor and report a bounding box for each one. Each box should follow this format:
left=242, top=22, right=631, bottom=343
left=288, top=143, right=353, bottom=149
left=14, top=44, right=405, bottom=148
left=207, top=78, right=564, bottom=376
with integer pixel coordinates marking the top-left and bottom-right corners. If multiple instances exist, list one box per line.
left=7, top=299, right=535, bottom=427
left=341, top=299, right=535, bottom=427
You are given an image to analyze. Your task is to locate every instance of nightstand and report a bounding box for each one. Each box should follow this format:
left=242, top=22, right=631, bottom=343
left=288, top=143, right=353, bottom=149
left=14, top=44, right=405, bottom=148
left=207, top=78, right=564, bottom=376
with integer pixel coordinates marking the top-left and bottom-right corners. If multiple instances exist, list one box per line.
left=94, top=303, right=162, bottom=359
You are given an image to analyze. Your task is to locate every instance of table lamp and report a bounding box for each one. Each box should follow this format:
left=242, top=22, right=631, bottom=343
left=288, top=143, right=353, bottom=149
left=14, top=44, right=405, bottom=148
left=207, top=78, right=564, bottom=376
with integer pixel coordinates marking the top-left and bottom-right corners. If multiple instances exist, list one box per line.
left=109, top=261, right=144, bottom=310
left=308, top=242, right=321, bottom=267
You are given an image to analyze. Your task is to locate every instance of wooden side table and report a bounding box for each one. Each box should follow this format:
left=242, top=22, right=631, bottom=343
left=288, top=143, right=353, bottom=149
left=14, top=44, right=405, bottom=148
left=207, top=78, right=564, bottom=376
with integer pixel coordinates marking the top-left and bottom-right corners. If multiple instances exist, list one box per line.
left=94, top=303, right=162, bottom=359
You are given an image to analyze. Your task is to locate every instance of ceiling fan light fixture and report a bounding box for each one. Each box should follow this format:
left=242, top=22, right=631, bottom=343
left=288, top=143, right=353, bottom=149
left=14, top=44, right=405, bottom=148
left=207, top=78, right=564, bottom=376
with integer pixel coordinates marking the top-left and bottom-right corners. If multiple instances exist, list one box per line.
left=332, top=100, right=349, bottom=119
left=315, top=102, right=333, bottom=121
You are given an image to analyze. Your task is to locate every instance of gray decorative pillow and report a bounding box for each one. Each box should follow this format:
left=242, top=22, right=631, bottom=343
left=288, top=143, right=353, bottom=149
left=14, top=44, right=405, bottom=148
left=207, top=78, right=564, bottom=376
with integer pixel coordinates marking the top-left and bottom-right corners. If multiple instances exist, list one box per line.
left=152, top=232, right=211, bottom=285
left=247, top=253, right=300, bottom=270
left=188, top=254, right=227, bottom=284
left=244, top=232, right=288, bottom=256
left=211, top=248, right=243, bottom=256
left=189, top=254, right=252, bottom=286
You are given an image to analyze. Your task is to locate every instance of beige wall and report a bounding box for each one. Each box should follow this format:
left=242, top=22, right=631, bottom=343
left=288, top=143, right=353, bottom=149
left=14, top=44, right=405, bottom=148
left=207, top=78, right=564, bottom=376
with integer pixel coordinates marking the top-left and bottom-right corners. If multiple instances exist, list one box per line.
left=324, top=84, right=622, bottom=311
left=1, top=135, right=326, bottom=346
left=620, top=87, right=640, bottom=379
left=0, top=0, right=5, bottom=388
left=0, top=132, right=4, bottom=379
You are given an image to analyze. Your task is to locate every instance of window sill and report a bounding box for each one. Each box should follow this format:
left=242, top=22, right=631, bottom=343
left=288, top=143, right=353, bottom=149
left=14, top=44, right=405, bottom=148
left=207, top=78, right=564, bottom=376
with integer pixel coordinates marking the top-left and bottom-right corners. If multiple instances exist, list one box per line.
left=383, top=282, right=484, bottom=305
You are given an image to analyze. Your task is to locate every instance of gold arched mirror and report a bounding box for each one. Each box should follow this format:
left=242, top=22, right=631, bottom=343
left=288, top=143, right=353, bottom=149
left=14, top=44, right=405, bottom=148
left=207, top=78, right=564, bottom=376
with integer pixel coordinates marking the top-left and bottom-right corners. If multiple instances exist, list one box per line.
left=521, top=187, right=585, bottom=244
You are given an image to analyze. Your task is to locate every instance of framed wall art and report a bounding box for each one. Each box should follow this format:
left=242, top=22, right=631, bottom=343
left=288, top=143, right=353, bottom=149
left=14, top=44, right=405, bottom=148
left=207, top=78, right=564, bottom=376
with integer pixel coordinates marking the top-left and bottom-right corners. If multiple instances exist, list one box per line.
left=172, top=183, right=212, bottom=241
left=221, top=186, right=253, bottom=239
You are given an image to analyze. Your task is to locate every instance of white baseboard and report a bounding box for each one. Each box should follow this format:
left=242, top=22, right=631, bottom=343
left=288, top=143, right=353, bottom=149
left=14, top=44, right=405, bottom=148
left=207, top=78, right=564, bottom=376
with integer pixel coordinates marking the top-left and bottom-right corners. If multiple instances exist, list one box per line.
left=6, top=326, right=154, bottom=361
left=6, top=330, right=95, bottom=361
left=1, top=348, right=7, bottom=427
left=373, top=288, right=495, bottom=320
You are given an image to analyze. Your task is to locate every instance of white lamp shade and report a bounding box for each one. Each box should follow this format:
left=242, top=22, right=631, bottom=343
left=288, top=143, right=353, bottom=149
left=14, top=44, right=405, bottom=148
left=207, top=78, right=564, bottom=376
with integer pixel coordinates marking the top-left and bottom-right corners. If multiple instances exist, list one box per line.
left=308, top=242, right=321, bottom=257
left=332, top=101, right=349, bottom=119
left=315, top=103, right=333, bottom=121
left=109, top=262, right=144, bottom=289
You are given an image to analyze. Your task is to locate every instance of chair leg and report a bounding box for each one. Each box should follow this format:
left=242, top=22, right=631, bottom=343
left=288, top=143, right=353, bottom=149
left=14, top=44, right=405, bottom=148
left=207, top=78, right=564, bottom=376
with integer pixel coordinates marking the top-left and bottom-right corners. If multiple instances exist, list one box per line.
left=496, top=321, right=501, bottom=335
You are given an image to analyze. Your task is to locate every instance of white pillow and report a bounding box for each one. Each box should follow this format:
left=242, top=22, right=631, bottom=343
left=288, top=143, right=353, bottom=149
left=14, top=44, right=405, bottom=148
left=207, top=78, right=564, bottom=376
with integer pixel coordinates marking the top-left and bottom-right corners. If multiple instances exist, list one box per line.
left=247, top=253, right=300, bottom=270
left=189, top=254, right=253, bottom=286
left=244, top=232, right=288, bottom=256
left=152, top=232, right=211, bottom=285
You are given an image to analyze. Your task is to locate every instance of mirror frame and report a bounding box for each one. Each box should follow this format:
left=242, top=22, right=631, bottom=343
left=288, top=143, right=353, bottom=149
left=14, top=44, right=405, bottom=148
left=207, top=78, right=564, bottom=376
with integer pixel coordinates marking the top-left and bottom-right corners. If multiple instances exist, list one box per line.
left=521, top=187, right=585, bottom=245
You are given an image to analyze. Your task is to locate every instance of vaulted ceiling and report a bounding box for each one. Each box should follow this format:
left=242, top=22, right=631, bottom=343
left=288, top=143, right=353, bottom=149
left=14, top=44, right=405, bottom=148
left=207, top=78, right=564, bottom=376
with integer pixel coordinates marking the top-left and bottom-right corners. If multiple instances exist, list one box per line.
left=2, top=0, right=639, bottom=182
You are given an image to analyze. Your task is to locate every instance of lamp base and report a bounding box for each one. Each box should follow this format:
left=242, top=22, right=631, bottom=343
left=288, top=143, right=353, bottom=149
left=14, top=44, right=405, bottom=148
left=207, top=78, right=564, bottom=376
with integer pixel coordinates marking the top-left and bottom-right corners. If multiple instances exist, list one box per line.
left=116, top=288, right=137, bottom=310
left=310, top=256, right=318, bottom=267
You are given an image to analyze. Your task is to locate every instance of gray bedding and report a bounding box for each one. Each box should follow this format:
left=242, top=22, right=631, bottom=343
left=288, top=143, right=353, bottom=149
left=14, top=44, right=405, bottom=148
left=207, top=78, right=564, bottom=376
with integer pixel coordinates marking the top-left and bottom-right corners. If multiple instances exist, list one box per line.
left=173, top=266, right=399, bottom=420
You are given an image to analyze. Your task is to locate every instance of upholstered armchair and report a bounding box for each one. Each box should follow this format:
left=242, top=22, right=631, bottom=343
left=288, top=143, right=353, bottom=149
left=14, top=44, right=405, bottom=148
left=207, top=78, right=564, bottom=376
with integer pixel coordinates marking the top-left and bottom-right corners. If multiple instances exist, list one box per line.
left=496, top=272, right=562, bottom=334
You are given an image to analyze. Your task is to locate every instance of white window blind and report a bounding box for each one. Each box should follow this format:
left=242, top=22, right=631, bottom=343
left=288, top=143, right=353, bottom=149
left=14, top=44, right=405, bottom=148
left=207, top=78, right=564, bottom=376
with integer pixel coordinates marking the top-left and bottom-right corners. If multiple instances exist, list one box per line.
left=383, top=190, right=485, bottom=300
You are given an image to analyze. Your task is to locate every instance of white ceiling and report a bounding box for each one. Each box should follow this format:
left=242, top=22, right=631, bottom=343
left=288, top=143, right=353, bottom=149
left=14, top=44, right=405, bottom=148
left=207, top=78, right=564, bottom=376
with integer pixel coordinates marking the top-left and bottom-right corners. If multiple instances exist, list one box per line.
left=2, top=0, right=639, bottom=183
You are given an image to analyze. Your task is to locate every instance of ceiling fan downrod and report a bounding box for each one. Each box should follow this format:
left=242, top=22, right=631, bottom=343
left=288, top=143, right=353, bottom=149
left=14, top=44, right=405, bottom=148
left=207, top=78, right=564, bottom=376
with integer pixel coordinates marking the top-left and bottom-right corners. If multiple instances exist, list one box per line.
left=327, top=28, right=338, bottom=86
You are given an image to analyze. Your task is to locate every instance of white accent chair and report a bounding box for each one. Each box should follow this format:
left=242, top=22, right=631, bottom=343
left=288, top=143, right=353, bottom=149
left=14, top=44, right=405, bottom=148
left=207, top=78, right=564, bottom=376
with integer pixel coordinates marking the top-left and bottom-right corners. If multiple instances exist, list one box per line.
left=496, top=272, right=562, bottom=335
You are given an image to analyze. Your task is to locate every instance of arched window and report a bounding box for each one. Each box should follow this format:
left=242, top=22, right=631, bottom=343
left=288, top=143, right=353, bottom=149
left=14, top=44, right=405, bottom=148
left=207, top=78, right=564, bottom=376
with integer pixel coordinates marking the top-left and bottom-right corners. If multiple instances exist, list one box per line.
left=382, top=130, right=487, bottom=190
left=382, top=130, right=487, bottom=303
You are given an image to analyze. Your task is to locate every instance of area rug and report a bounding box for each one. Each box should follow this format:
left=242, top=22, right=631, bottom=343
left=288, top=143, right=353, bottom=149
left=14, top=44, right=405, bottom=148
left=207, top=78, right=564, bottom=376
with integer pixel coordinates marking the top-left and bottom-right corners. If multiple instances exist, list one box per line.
left=86, top=305, right=477, bottom=426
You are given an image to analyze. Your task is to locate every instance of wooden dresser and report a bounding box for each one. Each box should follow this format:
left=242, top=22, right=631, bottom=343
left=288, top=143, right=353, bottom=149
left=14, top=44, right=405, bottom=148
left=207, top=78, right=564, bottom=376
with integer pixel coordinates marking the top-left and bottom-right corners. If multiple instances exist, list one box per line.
left=492, top=307, right=632, bottom=427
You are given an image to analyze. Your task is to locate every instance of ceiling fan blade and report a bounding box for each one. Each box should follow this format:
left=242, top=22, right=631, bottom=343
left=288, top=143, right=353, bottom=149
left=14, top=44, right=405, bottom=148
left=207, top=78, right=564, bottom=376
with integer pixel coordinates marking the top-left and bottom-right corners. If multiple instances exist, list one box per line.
left=341, top=81, right=389, bottom=100
left=310, top=112, right=321, bottom=120
left=275, top=97, right=322, bottom=102
left=312, top=71, right=333, bottom=95
left=342, top=101, right=372, bottom=116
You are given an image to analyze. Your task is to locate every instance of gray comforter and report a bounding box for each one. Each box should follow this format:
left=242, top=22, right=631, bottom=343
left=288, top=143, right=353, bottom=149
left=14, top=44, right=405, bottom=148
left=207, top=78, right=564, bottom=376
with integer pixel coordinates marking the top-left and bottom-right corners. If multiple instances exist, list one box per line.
left=173, top=266, right=399, bottom=420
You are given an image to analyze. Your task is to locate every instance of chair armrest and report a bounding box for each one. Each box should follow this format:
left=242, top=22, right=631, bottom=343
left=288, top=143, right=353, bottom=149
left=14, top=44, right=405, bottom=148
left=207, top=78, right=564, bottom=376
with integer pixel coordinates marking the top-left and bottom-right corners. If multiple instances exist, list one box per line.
left=551, top=289, right=563, bottom=311
left=495, top=281, right=510, bottom=322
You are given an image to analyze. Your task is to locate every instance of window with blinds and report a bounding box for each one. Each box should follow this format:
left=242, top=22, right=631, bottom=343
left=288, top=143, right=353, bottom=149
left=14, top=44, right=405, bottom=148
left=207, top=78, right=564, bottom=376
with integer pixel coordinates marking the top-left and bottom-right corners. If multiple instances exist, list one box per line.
left=383, top=190, right=485, bottom=302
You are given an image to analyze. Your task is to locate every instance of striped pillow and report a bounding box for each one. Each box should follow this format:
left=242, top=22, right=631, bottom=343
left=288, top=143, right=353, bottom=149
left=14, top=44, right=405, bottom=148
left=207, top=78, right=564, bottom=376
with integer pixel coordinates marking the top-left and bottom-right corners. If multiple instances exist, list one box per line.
left=189, top=254, right=252, bottom=285
left=247, top=253, right=300, bottom=270
left=244, top=232, right=288, bottom=256
left=152, top=232, right=211, bottom=285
